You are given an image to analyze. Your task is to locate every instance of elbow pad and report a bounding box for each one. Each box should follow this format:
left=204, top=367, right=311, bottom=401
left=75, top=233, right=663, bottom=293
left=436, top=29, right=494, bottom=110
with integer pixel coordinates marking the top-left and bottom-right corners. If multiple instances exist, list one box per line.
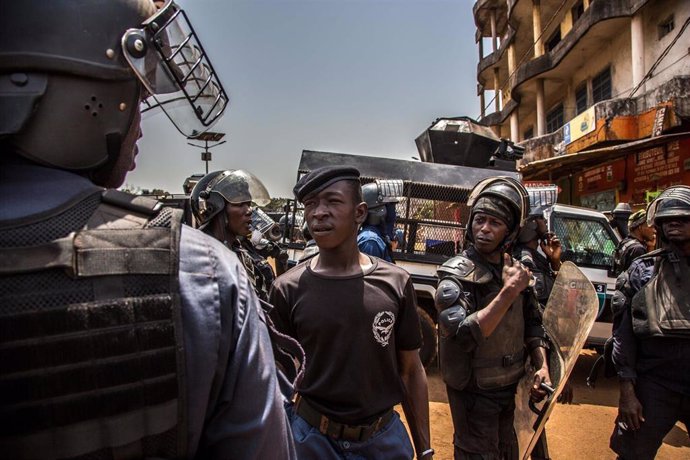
left=438, top=304, right=467, bottom=339
left=436, top=278, right=468, bottom=338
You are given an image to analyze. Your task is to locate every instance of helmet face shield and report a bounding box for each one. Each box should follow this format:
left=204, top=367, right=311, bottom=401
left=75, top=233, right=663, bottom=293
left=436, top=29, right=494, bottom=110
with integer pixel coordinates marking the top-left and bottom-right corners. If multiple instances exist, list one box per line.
left=647, top=185, right=690, bottom=226
left=214, top=170, right=271, bottom=207
left=122, top=1, right=228, bottom=137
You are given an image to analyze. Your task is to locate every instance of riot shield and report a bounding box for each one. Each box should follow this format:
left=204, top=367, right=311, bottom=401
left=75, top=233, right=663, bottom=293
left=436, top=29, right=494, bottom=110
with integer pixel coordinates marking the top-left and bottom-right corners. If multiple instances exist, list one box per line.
left=514, top=261, right=598, bottom=459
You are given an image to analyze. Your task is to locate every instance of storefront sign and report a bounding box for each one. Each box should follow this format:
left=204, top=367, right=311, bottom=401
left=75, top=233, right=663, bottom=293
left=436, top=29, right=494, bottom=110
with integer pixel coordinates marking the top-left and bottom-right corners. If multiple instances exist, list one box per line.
left=564, top=107, right=595, bottom=145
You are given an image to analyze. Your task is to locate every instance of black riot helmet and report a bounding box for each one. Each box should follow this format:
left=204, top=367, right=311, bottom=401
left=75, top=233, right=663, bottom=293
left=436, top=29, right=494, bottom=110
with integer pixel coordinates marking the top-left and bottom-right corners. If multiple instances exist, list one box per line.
left=362, top=179, right=403, bottom=227
left=0, top=0, right=228, bottom=174
left=190, top=170, right=270, bottom=231
left=646, top=185, right=690, bottom=242
left=466, top=176, right=529, bottom=249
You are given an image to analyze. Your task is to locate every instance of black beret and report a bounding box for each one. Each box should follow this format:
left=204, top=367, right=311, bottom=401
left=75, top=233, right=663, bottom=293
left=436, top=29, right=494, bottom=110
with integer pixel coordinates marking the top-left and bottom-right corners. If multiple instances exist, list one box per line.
left=293, top=166, right=360, bottom=202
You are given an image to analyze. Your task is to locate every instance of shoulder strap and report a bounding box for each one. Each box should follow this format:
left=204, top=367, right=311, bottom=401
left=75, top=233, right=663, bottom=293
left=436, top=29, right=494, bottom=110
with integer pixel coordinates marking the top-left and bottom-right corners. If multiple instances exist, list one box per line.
left=0, top=191, right=182, bottom=277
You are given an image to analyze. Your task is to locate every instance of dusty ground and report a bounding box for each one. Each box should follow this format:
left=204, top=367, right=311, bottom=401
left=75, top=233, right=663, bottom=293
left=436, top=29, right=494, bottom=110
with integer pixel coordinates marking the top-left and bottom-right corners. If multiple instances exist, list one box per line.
left=399, top=350, right=689, bottom=459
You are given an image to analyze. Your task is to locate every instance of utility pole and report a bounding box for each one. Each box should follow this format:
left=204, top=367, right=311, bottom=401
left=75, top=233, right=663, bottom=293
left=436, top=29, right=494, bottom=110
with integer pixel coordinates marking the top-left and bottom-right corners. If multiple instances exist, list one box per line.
left=187, top=132, right=226, bottom=174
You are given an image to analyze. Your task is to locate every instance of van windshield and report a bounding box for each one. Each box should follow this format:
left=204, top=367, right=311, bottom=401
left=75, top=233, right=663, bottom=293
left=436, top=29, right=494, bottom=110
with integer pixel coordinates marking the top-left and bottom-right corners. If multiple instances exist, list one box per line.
left=551, top=215, right=617, bottom=270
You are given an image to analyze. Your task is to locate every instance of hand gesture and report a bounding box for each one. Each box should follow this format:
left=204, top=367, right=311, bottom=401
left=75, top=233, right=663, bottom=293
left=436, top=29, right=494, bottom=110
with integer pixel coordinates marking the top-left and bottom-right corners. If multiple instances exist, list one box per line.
left=502, top=253, right=531, bottom=294
left=540, top=233, right=562, bottom=267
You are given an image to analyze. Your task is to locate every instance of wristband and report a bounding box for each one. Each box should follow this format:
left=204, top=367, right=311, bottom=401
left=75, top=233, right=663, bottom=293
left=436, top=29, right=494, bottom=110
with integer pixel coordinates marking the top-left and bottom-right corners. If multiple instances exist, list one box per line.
left=419, top=448, right=434, bottom=458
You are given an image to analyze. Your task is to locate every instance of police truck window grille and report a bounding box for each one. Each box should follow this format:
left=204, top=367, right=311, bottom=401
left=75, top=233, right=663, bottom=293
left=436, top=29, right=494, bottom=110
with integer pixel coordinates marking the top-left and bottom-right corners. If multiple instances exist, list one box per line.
left=152, top=7, right=228, bottom=127
left=551, top=216, right=616, bottom=269
left=391, top=183, right=469, bottom=260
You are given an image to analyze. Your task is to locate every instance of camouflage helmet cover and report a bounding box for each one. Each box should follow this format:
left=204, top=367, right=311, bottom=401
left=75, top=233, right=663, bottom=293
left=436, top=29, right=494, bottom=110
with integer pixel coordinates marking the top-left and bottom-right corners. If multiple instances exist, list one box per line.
left=466, top=176, right=530, bottom=246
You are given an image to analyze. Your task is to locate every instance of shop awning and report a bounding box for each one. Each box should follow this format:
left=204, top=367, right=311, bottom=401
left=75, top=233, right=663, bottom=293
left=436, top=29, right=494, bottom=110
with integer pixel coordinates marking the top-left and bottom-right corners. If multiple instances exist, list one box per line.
left=520, top=132, right=690, bottom=180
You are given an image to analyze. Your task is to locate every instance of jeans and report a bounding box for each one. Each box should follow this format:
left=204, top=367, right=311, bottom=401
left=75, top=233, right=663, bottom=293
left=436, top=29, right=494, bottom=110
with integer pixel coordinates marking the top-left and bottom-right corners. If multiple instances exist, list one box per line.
left=286, top=404, right=414, bottom=459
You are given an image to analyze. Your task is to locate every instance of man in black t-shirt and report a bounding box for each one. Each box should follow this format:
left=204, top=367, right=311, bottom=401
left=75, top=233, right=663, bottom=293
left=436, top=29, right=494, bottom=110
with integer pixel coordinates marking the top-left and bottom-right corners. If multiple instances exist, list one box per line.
left=270, top=166, right=434, bottom=460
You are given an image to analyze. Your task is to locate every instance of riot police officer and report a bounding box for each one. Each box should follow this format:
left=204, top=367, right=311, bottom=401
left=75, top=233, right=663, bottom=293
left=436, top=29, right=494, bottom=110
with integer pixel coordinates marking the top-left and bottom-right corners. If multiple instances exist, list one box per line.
left=513, top=204, right=562, bottom=305
left=435, top=177, right=550, bottom=459
left=357, top=180, right=403, bottom=262
left=610, top=185, right=690, bottom=460
left=611, top=209, right=656, bottom=277
left=190, top=169, right=281, bottom=301
left=0, top=1, right=295, bottom=458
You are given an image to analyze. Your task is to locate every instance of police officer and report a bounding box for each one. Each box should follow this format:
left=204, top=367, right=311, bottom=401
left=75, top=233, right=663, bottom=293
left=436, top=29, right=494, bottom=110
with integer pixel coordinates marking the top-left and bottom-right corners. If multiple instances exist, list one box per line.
left=513, top=205, right=562, bottom=305
left=0, top=1, right=295, bottom=458
left=357, top=180, right=402, bottom=263
left=612, top=209, right=656, bottom=277
left=610, top=185, right=690, bottom=460
left=435, top=177, right=550, bottom=460
left=190, top=169, right=280, bottom=301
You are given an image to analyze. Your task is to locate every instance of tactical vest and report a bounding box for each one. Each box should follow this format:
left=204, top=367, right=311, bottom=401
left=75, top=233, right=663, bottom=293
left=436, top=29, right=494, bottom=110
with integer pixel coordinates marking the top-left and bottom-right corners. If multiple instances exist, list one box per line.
left=0, top=189, right=186, bottom=460
left=231, top=238, right=275, bottom=302
left=612, top=237, right=644, bottom=277
left=631, top=250, right=690, bottom=338
left=437, top=252, right=526, bottom=391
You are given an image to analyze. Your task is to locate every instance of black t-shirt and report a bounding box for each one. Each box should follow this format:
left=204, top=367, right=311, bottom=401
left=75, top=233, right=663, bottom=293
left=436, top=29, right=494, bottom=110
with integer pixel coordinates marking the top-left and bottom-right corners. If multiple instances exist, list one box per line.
left=269, top=257, right=422, bottom=424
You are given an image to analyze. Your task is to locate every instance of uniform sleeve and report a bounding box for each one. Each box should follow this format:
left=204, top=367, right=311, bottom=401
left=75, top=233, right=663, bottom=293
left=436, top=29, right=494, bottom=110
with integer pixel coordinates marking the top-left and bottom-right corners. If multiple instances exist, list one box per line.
left=395, top=276, right=423, bottom=350
left=178, top=226, right=296, bottom=460
left=358, top=236, right=387, bottom=260
left=436, top=277, right=485, bottom=352
left=611, top=259, right=653, bottom=382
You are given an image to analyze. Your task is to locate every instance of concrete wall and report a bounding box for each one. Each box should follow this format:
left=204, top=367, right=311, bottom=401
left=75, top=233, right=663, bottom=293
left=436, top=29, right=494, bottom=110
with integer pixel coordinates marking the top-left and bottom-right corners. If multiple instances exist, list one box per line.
left=640, top=0, right=690, bottom=91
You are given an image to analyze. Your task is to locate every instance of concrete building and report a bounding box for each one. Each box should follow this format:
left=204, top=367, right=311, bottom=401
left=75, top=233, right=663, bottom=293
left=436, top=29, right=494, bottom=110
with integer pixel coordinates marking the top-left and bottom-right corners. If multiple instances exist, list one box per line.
left=474, top=0, right=690, bottom=210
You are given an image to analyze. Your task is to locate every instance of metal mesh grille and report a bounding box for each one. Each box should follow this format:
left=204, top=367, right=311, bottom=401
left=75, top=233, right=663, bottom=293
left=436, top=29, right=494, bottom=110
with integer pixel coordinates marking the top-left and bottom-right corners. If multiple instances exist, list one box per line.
left=551, top=215, right=617, bottom=269
left=286, top=179, right=471, bottom=261
left=0, top=193, right=101, bottom=247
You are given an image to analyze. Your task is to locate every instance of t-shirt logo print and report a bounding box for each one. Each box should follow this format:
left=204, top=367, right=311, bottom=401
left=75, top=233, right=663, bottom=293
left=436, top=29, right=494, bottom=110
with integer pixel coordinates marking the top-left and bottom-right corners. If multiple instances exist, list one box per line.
left=372, top=311, right=396, bottom=347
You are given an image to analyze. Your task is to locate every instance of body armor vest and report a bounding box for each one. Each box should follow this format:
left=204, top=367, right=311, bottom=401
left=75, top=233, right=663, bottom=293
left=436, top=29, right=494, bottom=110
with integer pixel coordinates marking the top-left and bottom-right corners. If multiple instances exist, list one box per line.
left=0, top=190, right=186, bottom=460
left=631, top=251, right=690, bottom=338
left=438, top=252, right=526, bottom=391
left=613, top=237, right=645, bottom=277
left=231, top=238, right=275, bottom=302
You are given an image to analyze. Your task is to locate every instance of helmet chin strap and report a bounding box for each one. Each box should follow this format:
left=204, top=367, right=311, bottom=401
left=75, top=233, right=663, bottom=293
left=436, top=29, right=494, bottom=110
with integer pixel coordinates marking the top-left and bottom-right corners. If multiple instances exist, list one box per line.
left=88, top=132, right=122, bottom=186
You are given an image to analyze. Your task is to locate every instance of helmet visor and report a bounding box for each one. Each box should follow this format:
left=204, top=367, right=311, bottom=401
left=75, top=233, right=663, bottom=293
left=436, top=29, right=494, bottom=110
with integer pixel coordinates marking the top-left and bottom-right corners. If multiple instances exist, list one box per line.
left=122, top=1, right=228, bottom=138
left=215, top=170, right=271, bottom=207
left=646, top=185, right=690, bottom=225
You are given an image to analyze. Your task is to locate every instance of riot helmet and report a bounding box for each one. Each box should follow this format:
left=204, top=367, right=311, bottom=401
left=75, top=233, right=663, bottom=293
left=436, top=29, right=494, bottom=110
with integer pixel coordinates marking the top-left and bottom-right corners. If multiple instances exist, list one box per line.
left=646, top=186, right=690, bottom=243
left=362, top=179, right=403, bottom=227
left=190, top=170, right=270, bottom=230
left=1, top=0, right=228, bottom=174
left=627, top=209, right=647, bottom=230
left=466, top=176, right=529, bottom=249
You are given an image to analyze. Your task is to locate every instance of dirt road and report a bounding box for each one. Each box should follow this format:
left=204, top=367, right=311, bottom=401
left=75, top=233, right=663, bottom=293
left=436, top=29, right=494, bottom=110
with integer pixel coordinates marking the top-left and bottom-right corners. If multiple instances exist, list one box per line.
left=400, top=350, right=689, bottom=459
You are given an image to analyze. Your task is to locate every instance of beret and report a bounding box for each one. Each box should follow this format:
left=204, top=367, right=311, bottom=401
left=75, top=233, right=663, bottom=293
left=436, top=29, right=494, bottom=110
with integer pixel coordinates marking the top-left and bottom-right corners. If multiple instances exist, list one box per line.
left=293, top=166, right=360, bottom=202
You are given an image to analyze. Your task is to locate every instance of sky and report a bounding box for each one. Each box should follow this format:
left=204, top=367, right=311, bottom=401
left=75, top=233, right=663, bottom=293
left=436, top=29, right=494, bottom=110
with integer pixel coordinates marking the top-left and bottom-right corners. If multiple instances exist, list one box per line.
left=126, top=0, right=479, bottom=197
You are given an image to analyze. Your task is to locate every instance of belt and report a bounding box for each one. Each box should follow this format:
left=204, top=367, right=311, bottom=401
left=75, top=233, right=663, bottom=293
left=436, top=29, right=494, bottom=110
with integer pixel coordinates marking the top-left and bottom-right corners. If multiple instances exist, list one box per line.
left=294, top=396, right=394, bottom=442
left=472, top=350, right=525, bottom=368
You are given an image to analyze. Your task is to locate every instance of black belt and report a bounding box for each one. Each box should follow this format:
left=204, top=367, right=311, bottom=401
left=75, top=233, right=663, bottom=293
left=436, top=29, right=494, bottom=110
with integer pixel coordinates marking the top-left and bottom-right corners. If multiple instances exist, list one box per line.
left=472, top=350, right=525, bottom=368
left=294, top=396, right=394, bottom=442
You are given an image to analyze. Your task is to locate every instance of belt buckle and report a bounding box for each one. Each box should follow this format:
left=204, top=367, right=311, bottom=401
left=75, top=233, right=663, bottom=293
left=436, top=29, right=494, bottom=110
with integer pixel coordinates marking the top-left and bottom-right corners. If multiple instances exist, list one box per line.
left=502, top=354, right=514, bottom=367
left=341, top=424, right=364, bottom=442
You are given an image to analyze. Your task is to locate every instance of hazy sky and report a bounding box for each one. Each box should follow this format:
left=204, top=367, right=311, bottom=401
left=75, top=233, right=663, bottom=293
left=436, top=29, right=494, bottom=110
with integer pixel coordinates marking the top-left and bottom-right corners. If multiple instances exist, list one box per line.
left=127, top=0, right=479, bottom=197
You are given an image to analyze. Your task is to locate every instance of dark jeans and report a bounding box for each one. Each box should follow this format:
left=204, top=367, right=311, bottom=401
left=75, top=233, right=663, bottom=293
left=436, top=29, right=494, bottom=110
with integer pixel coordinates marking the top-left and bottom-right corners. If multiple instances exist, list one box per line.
left=447, top=385, right=519, bottom=460
left=610, top=377, right=690, bottom=460
left=286, top=403, right=414, bottom=459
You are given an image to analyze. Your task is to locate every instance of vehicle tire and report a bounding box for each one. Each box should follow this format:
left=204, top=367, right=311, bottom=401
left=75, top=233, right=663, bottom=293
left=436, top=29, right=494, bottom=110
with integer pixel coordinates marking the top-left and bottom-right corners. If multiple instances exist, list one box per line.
left=417, top=307, right=437, bottom=368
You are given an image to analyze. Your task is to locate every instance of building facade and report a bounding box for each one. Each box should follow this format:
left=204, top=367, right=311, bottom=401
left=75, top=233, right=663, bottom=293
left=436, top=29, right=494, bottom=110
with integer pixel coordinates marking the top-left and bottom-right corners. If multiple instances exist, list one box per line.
left=474, top=0, right=690, bottom=210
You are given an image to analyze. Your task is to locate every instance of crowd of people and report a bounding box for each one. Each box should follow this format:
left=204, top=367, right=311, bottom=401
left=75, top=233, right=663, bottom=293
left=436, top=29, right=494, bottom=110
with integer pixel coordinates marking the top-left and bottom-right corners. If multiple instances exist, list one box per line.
left=1, top=1, right=689, bottom=459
